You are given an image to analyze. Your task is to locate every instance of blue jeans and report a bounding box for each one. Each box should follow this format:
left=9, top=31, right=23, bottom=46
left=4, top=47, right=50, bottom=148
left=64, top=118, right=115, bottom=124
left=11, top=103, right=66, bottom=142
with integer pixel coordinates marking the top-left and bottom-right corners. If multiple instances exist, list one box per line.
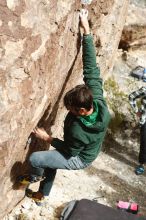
left=29, top=150, right=90, bottom=196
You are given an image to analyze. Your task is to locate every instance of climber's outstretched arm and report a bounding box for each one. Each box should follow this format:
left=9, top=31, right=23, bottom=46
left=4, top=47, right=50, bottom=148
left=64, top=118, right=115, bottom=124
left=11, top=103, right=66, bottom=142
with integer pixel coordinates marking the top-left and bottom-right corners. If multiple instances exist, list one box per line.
left=79, top=9, right=104, bottom=102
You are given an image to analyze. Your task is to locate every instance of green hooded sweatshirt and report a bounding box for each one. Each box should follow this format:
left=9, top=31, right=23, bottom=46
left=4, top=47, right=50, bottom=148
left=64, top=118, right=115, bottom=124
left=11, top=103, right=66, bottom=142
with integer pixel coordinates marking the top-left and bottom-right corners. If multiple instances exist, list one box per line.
left=51, top=34, right=111, bottom=163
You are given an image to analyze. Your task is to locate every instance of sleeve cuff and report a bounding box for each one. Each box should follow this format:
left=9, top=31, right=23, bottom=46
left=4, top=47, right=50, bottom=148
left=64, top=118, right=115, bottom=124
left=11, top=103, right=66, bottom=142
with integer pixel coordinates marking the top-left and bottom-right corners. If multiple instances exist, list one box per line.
left=83, top=33, right=92, bottom=38
left=51, top=138, right=65, bottom=149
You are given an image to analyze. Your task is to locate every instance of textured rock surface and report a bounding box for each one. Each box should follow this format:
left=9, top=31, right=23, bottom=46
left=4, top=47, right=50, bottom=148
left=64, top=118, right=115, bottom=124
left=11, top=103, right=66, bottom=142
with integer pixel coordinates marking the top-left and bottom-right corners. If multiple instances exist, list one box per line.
left=0, top=0, right=129, bottom=218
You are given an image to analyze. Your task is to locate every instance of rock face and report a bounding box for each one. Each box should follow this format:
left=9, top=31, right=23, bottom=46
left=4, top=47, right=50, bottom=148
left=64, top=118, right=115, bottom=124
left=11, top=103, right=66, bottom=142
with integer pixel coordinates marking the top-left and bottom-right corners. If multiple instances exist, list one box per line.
left=0, top=0, right=129, bottom=218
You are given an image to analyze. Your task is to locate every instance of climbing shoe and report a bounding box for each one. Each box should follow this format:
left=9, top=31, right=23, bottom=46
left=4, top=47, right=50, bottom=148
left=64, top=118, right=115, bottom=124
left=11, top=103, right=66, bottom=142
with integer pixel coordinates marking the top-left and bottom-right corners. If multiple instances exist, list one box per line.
left=25, top=189, right=46, bottom=206
left=17, top=174, right=43, bottom=185
left=135, top=165, right=144, bottom=175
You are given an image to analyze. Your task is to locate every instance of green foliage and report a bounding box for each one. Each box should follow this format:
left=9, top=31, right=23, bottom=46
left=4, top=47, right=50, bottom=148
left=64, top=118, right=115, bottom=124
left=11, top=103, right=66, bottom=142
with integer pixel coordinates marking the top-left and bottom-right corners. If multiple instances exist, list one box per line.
left=104, top=76, right=134, bottom=132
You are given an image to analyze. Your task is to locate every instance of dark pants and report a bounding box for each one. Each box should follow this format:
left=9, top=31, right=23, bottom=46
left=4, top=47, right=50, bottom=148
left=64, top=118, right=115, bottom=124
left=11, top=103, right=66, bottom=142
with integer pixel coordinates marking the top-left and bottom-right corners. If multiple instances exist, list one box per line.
left=29, top=150, right=90, bottom=196
left=139, top=121, right=146, bottom=164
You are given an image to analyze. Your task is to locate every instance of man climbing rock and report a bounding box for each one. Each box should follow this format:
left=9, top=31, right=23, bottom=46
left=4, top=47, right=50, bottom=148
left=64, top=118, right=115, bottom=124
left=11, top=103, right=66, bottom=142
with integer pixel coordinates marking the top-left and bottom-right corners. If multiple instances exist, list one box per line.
left=19, top=9, right=110, bottom=206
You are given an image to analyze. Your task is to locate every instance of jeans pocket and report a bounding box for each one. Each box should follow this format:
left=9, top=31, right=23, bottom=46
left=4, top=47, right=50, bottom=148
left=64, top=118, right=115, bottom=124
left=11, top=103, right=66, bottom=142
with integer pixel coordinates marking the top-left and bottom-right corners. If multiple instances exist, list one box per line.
left=68, top=156, right=90, bottom=170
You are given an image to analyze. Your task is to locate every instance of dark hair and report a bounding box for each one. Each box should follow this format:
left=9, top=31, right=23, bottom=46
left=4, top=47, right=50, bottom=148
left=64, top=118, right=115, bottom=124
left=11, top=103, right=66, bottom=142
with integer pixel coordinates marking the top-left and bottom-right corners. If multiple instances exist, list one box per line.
left=64, top=84, right=93, bottom=111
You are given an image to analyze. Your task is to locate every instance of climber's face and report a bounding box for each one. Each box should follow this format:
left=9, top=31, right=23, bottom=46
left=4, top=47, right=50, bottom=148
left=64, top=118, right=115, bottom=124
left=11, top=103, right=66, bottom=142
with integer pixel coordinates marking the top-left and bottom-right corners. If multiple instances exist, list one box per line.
left=67, top=106, right=93, bottom=116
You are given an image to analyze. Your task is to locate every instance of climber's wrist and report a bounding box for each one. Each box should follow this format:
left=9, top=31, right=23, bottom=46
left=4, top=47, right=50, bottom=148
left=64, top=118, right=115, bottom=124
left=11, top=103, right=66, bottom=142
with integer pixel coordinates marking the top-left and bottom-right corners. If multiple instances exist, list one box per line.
left=83, top=26, right=90, bottom=35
